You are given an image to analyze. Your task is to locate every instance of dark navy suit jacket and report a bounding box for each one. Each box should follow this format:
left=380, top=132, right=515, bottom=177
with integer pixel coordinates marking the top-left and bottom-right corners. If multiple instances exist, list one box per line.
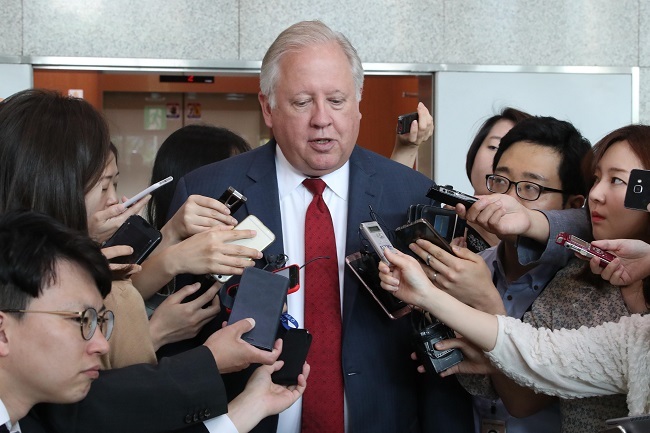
left=166, top=141, right=473, bottom=433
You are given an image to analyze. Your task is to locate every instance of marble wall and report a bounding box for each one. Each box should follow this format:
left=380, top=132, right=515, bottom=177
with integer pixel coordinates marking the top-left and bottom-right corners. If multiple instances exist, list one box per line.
left=1, top=0, right=649, bottom=121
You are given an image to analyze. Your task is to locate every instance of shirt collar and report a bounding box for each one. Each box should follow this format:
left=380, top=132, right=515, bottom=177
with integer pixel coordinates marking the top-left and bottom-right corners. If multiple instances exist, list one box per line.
left=0, top=398, right=19, bottom=432
left=275, top=143, right=349, bottom=200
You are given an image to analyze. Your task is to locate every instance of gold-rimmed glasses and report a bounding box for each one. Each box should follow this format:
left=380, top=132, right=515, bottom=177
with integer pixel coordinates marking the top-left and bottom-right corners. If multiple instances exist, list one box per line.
left=0, top=308, right=114, bottom=340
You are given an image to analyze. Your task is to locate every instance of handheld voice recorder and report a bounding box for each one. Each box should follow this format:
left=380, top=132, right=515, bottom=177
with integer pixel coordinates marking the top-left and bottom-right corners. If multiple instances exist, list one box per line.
left=360, top=221, right=397, bottom=265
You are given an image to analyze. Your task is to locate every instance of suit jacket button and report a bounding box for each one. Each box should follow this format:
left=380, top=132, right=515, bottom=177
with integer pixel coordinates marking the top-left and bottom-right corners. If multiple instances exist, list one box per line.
left=184, top=414, right=192, bottom=424
left=204, top=409, right=211, bottom=418
left=193, top=413, right=200, bottom=422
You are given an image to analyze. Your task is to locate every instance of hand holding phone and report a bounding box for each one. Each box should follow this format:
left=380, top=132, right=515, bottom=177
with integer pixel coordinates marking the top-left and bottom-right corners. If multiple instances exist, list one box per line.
left=123, top=176, right=173, bottom=208
left=213, top=215, right=275, bottom=283
left=102, top=215, right=162, bottom=264
left=395, top=219, right=455, bottom=257
left=555, top=232, right=616, bottom=268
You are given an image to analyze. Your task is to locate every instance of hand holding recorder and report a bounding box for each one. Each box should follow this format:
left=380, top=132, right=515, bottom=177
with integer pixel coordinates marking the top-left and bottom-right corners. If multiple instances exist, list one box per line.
left=587, top=238, right=650, bottom=286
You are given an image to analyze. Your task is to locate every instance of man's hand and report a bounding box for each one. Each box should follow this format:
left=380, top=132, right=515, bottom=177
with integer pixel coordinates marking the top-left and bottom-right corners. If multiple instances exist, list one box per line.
left=227, top=361, right=309, bottom=433
left=204, top=319, right=281, bottom=374
left=457, top=194, right=547, bottom=243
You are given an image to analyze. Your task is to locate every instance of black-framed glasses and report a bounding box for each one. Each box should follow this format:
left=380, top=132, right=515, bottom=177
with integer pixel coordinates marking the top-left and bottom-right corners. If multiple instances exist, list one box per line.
left=0, top=307, right=114, bottom=341
left=486, top=174, right=564, bottom=202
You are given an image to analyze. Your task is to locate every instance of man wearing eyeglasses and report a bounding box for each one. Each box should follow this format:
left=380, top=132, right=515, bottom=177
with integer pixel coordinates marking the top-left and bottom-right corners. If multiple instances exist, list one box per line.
left=0, top=210, right=113, bottom=432
left=412, top=116, right=591, bottom=433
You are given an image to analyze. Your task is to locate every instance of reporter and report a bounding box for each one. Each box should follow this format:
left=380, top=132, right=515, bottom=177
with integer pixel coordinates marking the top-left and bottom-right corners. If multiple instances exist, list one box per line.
left=0, top=89, right=292, bottom=433
left=377, top=247, right=649, bottom=416
left=131, top=125, right=261, bottom=303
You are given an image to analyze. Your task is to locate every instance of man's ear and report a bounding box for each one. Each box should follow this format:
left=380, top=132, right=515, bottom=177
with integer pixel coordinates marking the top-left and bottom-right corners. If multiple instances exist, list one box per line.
left=0, top=313, right=11, bottom=357
left=564, top=194, right=586, bottom=209
left=258, top=92, right=273, bottom=129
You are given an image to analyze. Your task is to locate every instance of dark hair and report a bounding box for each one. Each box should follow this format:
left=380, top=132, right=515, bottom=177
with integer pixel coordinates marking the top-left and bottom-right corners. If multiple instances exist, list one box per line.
left=0, top=210, right=112, bottom=314
left=465, top=107, right=532, bottom=181
left=583, top=124, right=650, bottom=186
left=493, top=116, right=592, bottom=203
left=0, top=89, right=111, bottom=233
left=147, top=124, right=251, bottom=229
left=582, top=124, right=650, bottom=305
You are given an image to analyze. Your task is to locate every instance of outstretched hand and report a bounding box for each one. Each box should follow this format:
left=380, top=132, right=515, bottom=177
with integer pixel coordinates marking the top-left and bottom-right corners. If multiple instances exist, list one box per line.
left=588, top=238, right=650, bottom=286
left=227, top=361, right=309, bottom=433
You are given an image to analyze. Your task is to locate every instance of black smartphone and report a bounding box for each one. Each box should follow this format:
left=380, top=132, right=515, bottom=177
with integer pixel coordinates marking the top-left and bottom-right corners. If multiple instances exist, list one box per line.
left=272, top=328, right=312, bottom=385
left=218, top=186, right=247, bottom=214
left=426, top=184, right=478, bottom=209
left=395, top=218, right=456, bottom=256
left=624, top=168, right=650, bottom=212
left=227, top=267, right=289, bottom=351
left=102, top=215, right=162, bottom=264
left=273, top=264, right=300, bottom=294
left=419, top=205, right=466, bottom=242
left=397, top=112, right=418, bottom=135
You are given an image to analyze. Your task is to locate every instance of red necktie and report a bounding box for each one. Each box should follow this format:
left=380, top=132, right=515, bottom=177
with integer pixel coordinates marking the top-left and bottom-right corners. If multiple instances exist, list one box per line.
left=301, top=178, right=344, bottom=433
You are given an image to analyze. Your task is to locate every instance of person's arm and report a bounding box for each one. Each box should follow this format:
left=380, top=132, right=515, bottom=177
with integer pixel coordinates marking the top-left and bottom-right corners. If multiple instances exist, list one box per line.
left=132, top=226, right=260, bottom=300
left=390, top=102, right=433, bottom=167
left=218, top=362, right=309, bottom=433
left=378, top=248, right=498, bottom=350
left=31, top=346, right=228, bottom=433
left=486, top=315, right=645, bottom=399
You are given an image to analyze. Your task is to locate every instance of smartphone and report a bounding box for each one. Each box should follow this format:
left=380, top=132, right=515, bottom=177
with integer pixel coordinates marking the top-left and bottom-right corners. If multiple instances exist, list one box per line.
left=272, top=328, right=312, bottom=385
left=122, top=176, right=173, bottom=208
left=273, top=264, right=300, bottom=294
left=218, top=186, right=247, bottom=214
left=213, top=215, right=275, bottom=283
left=426, top=184, right=478, bottom=209
left=360, top=221, right=397, bottom=265
left=624, top=168, right=650, bottom=212
left=555, top=232, right=616, bottom=268
left=227, top=267, right=289, bottom=351
left=395, top=218, right=455, bottom=256
left=397, top=112, right=418, bottom=135
left=345, top=251, right=412, bottom=319
left=102, top=215, right=162, bottom=264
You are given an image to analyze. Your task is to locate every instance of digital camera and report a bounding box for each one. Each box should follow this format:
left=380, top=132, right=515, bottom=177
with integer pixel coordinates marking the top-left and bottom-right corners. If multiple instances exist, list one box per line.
left=412, top=316, right=464, bottom=374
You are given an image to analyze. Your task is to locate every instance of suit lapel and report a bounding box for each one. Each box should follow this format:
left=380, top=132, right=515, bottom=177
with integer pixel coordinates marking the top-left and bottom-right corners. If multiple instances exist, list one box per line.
left=240, top=142, right=285, bottom=257
left=342, top=146, right=382, bottom=328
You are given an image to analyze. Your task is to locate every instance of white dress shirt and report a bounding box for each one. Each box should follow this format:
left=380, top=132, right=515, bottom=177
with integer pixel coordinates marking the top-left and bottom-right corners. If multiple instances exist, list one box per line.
left=204, top=414, right=238, bottom=433
left=275, top=145, right=350, bottom=433
left=0, top=398, right=20, bottom=432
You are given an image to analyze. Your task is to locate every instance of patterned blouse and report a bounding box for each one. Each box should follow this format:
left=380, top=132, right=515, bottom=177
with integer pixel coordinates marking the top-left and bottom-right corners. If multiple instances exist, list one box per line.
left=522, top=258, right=631, bottom=433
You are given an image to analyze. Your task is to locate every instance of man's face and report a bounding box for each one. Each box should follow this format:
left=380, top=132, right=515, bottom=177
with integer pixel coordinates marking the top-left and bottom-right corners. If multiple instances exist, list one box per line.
left=3, top=260, right=109, bottom=405
left=493, top=141, right=567, bottom=211
left=259, top=42, right=362, bottom=177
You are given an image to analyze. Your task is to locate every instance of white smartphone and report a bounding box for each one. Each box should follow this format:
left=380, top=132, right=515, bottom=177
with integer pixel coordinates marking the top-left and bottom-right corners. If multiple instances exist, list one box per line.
left=122, top=176, right=173, bottom=208
left=213, top=214, right=276, bottom=283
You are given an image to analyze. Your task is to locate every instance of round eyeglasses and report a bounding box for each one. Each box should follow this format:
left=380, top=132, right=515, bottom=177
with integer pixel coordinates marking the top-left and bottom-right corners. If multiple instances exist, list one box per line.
left=486, top=174, right=564, bottom=202
left=0, top=307, right=114, bottom=340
